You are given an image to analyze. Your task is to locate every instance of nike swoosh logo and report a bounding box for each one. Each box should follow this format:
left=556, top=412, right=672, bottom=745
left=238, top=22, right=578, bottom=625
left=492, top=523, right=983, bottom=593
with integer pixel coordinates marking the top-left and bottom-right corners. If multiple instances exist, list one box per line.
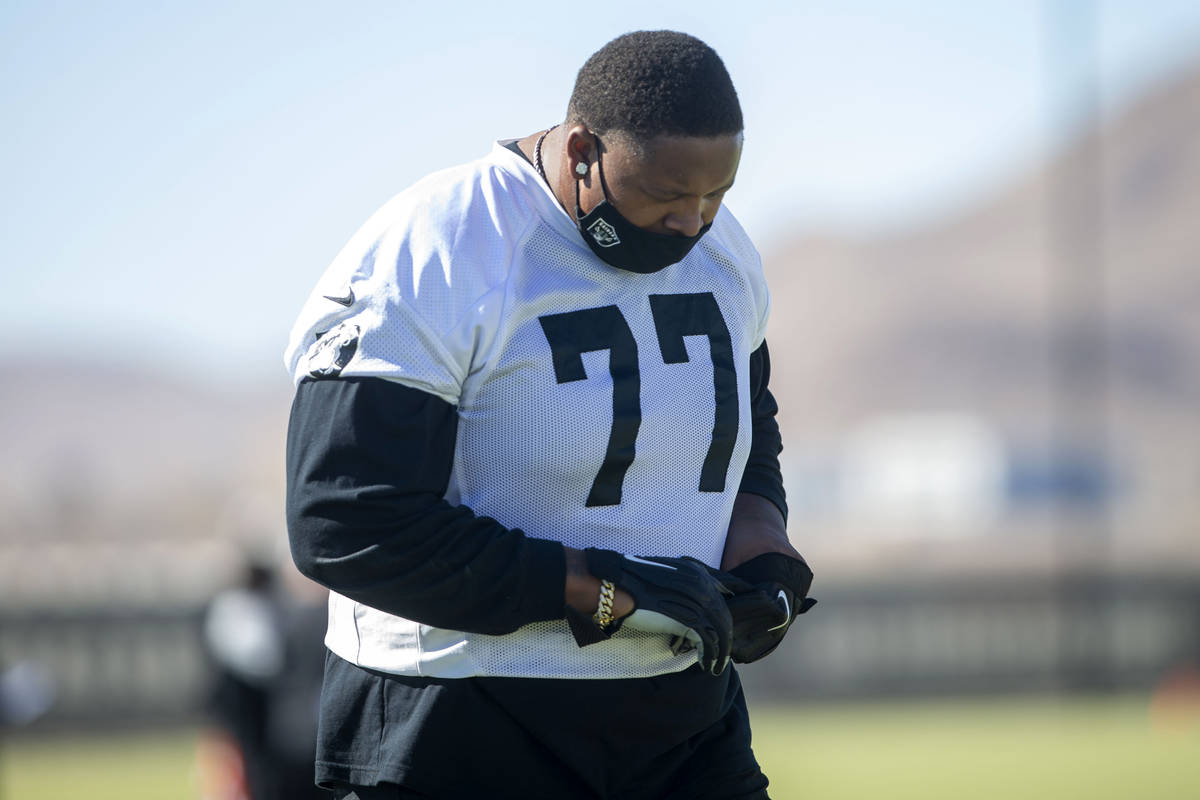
left=767, top=590, right=790, bottom=631
left=323, top=287, right=355, bottom=307
left=626, top=555, right=676, bottom=571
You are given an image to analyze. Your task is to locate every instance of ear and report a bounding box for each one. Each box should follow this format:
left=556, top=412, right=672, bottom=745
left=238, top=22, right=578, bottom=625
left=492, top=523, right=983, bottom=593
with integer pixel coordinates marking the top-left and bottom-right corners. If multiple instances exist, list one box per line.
left=563, top=125, right=598, bottom=180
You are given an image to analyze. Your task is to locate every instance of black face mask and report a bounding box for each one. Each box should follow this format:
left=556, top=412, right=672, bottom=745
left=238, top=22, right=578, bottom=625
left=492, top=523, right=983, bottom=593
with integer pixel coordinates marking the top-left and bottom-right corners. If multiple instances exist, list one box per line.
left=574, top=146, right=712, bottom=274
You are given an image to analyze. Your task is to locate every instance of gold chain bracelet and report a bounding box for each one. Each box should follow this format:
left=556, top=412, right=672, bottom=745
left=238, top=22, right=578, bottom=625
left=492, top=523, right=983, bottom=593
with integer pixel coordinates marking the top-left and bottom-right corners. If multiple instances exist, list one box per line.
left=593, top=579, right=616, bottom=628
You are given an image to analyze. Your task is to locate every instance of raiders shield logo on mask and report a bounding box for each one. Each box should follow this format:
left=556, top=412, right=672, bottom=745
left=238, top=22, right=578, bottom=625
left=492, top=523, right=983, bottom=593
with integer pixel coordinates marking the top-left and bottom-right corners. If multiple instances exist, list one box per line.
left=586, top=218, right=621, bottom=247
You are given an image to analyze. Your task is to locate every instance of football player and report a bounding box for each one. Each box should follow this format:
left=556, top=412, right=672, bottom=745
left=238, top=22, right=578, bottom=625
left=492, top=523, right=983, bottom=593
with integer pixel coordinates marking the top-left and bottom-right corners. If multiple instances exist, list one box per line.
left=285, top=30, right=814, bottom=800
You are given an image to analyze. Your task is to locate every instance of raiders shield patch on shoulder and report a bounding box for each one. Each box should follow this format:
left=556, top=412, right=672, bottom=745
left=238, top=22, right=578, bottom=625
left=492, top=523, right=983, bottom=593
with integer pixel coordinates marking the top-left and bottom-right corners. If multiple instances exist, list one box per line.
left=306, top=322, right=360, bottom=379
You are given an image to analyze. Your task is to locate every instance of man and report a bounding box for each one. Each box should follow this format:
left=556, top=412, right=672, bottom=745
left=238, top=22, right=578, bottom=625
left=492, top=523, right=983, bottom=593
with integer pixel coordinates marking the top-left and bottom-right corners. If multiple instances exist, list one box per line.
left=200, top=557, right=327, bottom=800
left=285, top=30, right=815, bottom=800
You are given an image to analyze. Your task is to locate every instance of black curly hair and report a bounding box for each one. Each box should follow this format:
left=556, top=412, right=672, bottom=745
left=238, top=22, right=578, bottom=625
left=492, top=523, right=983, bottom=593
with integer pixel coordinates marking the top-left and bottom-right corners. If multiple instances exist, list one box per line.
left=566, top=31, right=743, bottom=148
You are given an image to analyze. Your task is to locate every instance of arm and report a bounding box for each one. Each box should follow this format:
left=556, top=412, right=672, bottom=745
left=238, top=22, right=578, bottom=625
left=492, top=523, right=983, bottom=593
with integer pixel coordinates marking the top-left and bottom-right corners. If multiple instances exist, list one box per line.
left=721, top=491, right=803, bottom=570
left=717, top=341, right=816, bottom=664
left=286, top=375, right=632, bottom=635
left=721, top=341, right=802, bottom=570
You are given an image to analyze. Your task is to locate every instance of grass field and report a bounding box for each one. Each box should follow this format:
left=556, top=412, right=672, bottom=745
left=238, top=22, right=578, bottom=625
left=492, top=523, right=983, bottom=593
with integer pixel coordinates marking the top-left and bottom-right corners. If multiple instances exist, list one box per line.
left=752, top=695, right=1199, bottom=799
left=2, top=695, right=1196, bottom=799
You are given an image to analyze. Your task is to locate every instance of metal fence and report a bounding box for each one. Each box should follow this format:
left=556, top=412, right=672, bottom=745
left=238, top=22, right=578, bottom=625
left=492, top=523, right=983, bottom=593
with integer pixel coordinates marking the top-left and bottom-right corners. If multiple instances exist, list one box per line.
left=741, top=572, right=1200, bottom=701
left=3, top=573, right=1198, bottom=729
left=1, top=608, right=208, bottom=728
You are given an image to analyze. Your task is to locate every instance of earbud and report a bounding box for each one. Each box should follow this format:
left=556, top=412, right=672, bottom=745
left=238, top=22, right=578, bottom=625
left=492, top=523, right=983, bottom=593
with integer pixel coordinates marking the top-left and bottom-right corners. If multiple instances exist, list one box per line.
left=575, top=162, right=589, bottom=176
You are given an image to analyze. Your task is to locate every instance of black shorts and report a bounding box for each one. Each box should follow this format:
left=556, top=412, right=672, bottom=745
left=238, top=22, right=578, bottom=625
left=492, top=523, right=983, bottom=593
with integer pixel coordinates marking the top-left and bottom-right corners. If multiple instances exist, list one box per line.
left=316, top=650, right=769, bottom=800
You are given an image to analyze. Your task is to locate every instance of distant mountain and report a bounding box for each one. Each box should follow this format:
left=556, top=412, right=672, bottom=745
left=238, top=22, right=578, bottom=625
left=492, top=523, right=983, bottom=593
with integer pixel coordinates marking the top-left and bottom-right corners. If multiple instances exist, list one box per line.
left=0, top=361, right=292, bottom=542
left=764, top=60, right=1200, bottom=439
left=761, top=59, right=1200, bottom=550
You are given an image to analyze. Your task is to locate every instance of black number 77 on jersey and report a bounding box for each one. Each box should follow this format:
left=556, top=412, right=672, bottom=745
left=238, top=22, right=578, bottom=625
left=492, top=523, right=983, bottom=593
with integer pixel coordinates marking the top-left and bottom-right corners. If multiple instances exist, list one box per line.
left=538, top=292, right=739, bottom=507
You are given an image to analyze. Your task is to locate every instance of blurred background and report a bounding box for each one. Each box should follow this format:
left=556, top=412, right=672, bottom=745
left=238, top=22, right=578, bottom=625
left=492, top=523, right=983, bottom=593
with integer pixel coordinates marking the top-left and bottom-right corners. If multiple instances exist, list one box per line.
left=2, top=1, right=1198, bottom=797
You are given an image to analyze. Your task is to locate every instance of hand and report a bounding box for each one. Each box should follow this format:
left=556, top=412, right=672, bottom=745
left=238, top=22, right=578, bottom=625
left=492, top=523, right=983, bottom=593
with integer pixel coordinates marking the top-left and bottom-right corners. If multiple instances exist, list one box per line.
left=722, top=552, right=816, bottom=663
left=567, top=549, right=744, bottom=675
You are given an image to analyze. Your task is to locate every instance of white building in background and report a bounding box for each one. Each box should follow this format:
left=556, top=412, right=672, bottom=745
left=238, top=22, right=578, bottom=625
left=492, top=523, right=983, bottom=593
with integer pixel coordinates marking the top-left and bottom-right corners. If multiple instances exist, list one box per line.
left=838, top=413, right=1006, bottom=534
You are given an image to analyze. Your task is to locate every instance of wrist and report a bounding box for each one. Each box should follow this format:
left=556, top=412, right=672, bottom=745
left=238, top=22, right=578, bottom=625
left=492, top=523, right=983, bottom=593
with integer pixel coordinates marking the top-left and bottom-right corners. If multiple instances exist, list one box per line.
left=563, top=547, right=634, bottom=619
left=564, top=548, right=599, bottom=612
left=729, top=552, right=814, bottom=599
left=721, top=493, right=801, bottom=570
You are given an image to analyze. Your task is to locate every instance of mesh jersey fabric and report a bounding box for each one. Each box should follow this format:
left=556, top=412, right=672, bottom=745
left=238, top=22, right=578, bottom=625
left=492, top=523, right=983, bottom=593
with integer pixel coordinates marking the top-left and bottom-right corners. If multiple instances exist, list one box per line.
left=284, top=139, right=772, bottom=680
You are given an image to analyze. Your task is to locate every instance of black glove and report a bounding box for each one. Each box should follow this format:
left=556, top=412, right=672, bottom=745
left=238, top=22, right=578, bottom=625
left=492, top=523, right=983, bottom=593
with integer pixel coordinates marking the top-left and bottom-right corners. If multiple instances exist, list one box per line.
left=723, top=552, right=816, bottom=664
left=564, top=548, right=742, bottom=675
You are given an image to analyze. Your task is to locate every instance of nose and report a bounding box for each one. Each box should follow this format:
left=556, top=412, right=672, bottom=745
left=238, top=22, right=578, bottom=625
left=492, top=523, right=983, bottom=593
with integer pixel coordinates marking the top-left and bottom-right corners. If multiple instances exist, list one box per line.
left=662, top=201, right=706, bottom=237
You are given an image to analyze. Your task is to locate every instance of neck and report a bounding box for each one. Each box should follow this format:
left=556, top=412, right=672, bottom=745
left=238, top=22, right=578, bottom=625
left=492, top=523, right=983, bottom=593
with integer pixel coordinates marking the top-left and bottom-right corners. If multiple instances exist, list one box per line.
left=539, top=126, right=574, bottom=218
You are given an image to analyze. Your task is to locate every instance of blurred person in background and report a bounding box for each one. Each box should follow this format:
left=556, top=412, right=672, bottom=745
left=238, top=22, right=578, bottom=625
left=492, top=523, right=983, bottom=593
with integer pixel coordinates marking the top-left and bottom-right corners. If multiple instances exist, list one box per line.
left=198, top=554, right=328, bottom=800
left=0, top=660, right=55, bottom=728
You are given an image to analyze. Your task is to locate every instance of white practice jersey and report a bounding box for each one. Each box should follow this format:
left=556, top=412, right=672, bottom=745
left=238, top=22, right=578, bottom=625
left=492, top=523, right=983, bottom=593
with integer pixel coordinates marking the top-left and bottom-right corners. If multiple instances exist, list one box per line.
left=285, top=140, right=771, bottom=680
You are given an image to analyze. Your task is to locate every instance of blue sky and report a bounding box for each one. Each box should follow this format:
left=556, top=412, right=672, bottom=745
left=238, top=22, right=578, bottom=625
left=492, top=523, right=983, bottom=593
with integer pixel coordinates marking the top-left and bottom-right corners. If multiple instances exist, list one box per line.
left=2, top=1, right=1199, bottom=382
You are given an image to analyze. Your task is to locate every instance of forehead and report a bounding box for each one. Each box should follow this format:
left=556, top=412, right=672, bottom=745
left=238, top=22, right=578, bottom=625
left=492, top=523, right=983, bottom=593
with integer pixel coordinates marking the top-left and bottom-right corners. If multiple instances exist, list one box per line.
left=610, top=132, right=743, bottom=193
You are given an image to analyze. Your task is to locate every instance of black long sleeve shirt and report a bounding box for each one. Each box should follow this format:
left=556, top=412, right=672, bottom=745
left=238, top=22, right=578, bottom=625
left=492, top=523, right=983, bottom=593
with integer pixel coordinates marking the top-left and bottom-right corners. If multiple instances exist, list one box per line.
left=286, top=341, right=786, bottom=635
